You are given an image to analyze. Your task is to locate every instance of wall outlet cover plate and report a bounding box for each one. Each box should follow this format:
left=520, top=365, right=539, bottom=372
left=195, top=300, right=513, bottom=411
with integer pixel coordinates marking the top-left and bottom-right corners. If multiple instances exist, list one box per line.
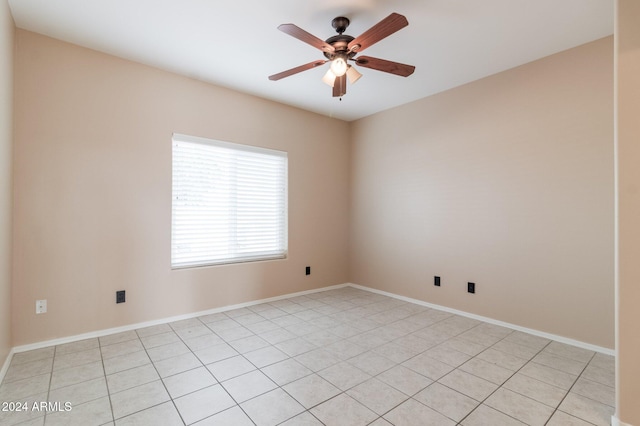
left=35, top=299, right=47, bottom=314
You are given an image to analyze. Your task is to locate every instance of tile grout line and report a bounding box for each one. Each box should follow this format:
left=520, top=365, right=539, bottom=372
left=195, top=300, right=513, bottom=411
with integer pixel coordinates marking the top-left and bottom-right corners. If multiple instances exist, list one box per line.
left=228, top=300, right=356, bottom=426
left=372, top=319, right=518, bottom=424
left=278, top=304, right=474, bottom=424
left=543, top=350, right=598, bottom=426
left=454, top=335, right=555, bottom=425
left=270, top=294, right=400, bottom=425
left=137, top=325, right=189, bottom=426
left=205, top=297, right=584, bottom=425
left=182, top=315, right=258, bottom=426
left=43, top=345, right=56, bottom=425
left=166, top=306, right=298, bottom=424
left=98, top=336, right=117, bottom=425
left=1, top=288, right=615, bottom=426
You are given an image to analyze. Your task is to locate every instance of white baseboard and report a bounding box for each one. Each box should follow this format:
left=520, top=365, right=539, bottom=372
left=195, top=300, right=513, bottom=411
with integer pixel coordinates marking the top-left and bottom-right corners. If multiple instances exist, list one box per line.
left=347, top=283, right=615, bottom=356
left=0, top=348, right=14, bottom=386
left=611, top=415, right=633, bottom=426
left=10, top=283, right=350, bottom=354
left=3, top=279, right=615, bottom=384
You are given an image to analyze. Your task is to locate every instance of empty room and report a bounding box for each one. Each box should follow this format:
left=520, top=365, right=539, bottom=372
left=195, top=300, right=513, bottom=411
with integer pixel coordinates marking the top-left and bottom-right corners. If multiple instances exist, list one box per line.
left=1, top=1, right=639, bottom=425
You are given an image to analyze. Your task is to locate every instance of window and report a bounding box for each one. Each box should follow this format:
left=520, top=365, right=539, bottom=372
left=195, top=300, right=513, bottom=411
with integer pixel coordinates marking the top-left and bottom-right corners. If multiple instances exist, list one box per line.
left=171, top=134, right=288, bottom=268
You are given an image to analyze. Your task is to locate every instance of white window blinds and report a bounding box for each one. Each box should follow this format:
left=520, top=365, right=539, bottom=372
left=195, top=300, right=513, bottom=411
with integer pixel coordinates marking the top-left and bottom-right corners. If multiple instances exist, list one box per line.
left=171, top=134, right=288, bottom=268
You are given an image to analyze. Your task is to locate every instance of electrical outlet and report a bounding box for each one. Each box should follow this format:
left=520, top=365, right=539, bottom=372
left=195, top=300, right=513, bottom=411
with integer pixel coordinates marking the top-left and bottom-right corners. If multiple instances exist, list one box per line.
left=36, top=299, right=47, bottom=314
left=116, top=290, right=126, bottom=304
left=305, top=266, right=311, bottom=275
left=468, top=282, right=476, bottom=294
left=434, top=276, right=441, bottom=287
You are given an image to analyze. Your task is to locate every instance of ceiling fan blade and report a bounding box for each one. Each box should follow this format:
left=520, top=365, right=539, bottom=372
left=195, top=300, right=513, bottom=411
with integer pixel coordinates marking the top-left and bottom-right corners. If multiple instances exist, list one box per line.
left=354, top=56, right=415, bottom=77
left=278, top=24, right=335, bottom=53
left=269, top=60, right=327, bottom=81
left=348, top=13, right=408, bottom=53
left=333, top=74, right=346, bottom=97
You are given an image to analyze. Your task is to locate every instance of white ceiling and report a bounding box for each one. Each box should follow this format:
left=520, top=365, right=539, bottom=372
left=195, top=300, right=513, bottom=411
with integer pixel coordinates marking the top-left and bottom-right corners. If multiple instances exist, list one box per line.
left=8, top=0, right=613, bottom=121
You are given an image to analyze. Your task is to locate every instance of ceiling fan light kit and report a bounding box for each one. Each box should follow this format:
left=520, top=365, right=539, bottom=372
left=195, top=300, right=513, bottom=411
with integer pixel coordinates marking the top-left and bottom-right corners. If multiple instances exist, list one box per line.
left=346, top=65, right=362, bottom=84
left=322, top=69, right=337, bottom=87
left=330, top=54, right=348, bottom=76
left=269, top=13, right=415, bottom=98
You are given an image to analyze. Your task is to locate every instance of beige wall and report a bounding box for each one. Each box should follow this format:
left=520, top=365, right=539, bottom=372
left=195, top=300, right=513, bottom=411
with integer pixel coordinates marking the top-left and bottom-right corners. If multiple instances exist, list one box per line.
left=0, top=0, right=14, bottom=365
left=349, top=37, right=614, bottom=348
left=616, top=0, right=640, bottom=423
left=12, top=30, right=350, bottom=346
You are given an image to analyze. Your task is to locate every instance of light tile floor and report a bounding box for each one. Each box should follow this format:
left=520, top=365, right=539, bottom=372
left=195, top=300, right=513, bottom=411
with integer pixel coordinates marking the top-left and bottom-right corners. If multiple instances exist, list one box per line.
left=0, top=287, right=615, bottom=426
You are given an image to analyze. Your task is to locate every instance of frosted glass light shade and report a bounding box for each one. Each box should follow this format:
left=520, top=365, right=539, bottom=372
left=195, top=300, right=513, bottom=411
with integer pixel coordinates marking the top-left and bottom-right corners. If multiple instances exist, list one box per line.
left=347, top=66, right=362, bottom=84
left=330, top=57, right=348, bottom=77
left=322, top=69, right=336, bottom=87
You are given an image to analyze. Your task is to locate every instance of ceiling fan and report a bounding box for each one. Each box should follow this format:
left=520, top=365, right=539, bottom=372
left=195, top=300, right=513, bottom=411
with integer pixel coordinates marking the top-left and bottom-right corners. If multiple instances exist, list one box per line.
left=268, top=13, right=416, bottom=98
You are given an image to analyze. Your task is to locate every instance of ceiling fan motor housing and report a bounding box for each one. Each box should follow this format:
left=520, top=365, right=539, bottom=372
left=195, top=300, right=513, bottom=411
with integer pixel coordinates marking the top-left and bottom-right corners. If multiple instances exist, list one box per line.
left=325, top=17, right=357, bottom=61
left=324, top=36, right=356, bottom=60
